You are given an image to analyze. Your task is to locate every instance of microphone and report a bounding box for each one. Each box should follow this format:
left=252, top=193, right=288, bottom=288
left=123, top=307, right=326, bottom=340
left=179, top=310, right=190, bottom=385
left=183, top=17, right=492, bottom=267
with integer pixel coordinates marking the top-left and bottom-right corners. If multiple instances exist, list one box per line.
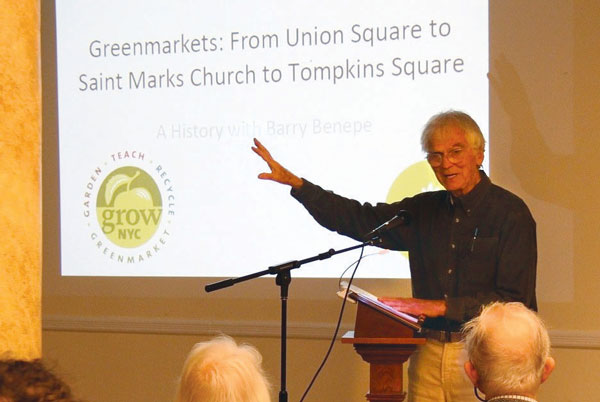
left=363, top=210, right=411, bottom=241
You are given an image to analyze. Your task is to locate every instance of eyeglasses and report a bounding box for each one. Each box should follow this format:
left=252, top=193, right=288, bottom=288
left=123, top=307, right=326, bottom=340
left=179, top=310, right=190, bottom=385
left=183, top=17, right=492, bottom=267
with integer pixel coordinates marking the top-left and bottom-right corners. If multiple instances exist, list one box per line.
left=426, top=147, right=466, bottom=167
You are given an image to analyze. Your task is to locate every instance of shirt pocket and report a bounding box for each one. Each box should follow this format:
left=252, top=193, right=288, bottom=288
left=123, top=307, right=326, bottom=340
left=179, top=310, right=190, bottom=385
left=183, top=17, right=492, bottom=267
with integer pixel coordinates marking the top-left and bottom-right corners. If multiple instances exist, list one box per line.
left=462, top=236, right=499, bottom=286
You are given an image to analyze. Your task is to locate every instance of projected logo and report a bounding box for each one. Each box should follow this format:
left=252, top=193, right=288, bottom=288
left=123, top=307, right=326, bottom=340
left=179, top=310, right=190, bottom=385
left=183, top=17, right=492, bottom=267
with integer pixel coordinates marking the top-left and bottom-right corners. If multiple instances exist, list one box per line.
left=83, top=151, right=174, bottom=264
left=97, top=167, right=162, bottom=248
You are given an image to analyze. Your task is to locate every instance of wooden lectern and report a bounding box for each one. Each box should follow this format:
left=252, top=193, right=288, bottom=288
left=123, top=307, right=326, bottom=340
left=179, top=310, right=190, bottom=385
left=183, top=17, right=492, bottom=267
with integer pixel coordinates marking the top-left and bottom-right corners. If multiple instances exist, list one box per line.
left=340, top=285, right=426, bottom=402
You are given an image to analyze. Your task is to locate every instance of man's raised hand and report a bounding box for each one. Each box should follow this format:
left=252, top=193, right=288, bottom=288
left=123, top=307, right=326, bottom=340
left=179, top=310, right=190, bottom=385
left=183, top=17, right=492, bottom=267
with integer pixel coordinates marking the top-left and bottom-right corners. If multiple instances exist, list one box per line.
left=251, top=138, right=303, bottom=189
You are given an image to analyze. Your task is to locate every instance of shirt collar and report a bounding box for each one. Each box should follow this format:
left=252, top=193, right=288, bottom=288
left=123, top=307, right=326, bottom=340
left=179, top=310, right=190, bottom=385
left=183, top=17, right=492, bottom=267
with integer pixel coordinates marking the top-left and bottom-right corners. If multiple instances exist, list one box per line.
left=447, top=170, right=491, bottom=214
left=488, top=395, right=537, bottom=402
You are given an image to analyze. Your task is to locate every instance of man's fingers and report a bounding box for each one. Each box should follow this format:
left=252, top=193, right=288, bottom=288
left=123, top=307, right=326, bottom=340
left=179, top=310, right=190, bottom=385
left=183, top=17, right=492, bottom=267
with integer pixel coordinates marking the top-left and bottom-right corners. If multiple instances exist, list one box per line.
left=379, top=298, right=403, bottom=308
left=252, top=138, right=275, bottom=162
left=253, top=138, right=268, bottom=154
left=251, top=145, right=268, bottom=159
left=257, top=172, right=273, bottom=180
left=252, top=138, right=301, bottom=188
left=379, top=297, right=402, bottom=303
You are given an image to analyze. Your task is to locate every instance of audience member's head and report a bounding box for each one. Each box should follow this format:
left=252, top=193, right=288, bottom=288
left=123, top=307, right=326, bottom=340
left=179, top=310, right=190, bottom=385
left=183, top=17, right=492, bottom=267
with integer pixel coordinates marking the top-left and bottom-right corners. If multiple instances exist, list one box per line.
left=174, top=335, right=271, bottom=402
left=0, top=359, right=78, bottom=402
left=462, top=302, right=555, bottom=400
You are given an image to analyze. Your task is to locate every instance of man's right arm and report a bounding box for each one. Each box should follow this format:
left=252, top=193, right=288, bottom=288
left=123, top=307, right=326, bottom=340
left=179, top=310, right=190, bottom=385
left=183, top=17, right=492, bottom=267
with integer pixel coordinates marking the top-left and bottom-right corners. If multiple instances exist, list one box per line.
left=291, top=179, right=407, bottom=248
left=251, top=137, right=409, bottom=247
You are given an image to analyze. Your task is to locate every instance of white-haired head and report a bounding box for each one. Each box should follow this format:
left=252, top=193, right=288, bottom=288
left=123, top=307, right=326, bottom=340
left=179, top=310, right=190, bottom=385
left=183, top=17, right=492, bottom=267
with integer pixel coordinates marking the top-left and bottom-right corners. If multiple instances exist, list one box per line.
left=175, top=335, right=271, bottom=402
left=421, top=110, right=485, bottom=153
left=462, top=302, right=554, bottom=398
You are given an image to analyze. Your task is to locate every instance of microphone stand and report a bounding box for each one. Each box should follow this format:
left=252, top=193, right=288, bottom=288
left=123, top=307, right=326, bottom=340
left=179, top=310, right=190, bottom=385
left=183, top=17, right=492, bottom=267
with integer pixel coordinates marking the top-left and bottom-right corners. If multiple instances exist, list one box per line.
left=205, top=238, right=381, bottom=402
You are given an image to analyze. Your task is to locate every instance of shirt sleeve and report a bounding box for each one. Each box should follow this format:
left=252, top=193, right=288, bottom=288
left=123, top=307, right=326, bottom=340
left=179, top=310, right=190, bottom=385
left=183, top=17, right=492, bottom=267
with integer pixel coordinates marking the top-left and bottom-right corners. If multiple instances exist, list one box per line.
left=291, top=179, right=407, bottom=250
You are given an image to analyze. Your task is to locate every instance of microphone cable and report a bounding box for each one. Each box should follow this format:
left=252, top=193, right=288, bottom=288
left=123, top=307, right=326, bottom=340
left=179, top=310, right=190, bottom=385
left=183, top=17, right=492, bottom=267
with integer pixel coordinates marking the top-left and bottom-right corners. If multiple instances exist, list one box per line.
left=299, top=245, right=366, bottom=402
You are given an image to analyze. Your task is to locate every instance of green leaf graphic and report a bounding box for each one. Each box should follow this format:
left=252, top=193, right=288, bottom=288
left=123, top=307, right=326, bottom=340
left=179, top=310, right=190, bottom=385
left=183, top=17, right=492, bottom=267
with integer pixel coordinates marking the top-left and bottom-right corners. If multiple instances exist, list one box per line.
left=104, top=171, right=139, bottom=205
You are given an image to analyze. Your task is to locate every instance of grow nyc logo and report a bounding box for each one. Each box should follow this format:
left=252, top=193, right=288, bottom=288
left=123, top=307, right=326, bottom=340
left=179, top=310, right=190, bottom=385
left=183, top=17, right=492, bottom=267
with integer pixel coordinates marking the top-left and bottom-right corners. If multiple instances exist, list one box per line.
left=83, top=150, right=174, bottom=264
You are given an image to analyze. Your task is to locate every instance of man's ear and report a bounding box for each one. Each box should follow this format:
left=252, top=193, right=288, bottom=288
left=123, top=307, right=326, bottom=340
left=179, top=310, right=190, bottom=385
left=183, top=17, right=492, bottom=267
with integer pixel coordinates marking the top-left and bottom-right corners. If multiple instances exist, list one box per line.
left=541, top=357, right=555, bottom=384
left=464, top=361, right=479, bottom=386
left=475, top=149, right=484, bottom=167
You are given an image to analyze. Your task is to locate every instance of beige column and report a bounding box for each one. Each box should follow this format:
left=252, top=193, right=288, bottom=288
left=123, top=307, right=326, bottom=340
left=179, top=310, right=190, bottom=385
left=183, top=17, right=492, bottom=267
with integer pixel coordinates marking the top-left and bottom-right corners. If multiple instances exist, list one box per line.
left=0, top=0, right=42, bottom=359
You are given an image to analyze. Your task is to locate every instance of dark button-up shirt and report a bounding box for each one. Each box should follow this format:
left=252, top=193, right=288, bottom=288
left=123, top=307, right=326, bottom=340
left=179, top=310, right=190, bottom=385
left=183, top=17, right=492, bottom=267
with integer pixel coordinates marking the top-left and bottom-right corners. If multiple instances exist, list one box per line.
left=291, top=171, right=537, bottom=331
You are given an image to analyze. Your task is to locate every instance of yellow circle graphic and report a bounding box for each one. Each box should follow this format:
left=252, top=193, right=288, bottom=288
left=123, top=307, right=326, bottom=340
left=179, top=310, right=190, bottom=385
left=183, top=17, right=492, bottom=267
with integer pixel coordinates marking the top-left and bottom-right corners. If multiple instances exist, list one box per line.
left=386, top=160, right=443, bottom=203
left=96, top=167, right=162, bottom=248
left=386, top=160, right=443, bottom=259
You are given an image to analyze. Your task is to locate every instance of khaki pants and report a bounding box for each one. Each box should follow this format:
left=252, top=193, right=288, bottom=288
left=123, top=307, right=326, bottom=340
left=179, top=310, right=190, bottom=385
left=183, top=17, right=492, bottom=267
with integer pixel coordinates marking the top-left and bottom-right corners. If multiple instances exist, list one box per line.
left=407, top=339, right=478, bottom=402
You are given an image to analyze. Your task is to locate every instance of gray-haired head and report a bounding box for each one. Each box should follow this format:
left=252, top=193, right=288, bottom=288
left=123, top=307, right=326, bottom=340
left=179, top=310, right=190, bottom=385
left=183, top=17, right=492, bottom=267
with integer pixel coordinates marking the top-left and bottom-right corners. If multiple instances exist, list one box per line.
left=421, top=110, right=485, bottom=153
left=462, top=302, right=553, bottom=398
left=175, top=335, right=271, bottom=402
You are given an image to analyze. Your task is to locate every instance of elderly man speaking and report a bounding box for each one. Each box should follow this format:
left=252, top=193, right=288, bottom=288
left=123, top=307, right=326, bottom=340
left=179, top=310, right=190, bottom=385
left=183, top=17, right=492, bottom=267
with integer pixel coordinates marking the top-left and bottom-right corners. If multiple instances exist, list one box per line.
left=252, top=110, right=537, bottom=401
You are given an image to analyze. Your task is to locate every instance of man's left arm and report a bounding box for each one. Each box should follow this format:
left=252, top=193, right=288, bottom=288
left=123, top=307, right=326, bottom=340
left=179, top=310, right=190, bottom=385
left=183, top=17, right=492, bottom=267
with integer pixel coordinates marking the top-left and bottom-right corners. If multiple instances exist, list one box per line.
left=380, top=205, right=537, bottom=320
left=378, top=297, right=447, bottom=317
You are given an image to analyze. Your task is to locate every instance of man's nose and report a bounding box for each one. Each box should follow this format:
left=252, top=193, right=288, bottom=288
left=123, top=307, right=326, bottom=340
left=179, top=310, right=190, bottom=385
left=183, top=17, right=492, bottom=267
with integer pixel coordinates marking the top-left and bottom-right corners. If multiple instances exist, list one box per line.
left=440, top=153, right=454, bottom=168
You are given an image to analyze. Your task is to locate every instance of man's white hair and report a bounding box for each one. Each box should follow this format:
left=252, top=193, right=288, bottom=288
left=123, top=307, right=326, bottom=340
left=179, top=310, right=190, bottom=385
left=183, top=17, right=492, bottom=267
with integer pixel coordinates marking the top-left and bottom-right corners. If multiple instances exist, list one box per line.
left=462, top=302, right=551, bottom=396
left=421, top=110, right=486, bottom=153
